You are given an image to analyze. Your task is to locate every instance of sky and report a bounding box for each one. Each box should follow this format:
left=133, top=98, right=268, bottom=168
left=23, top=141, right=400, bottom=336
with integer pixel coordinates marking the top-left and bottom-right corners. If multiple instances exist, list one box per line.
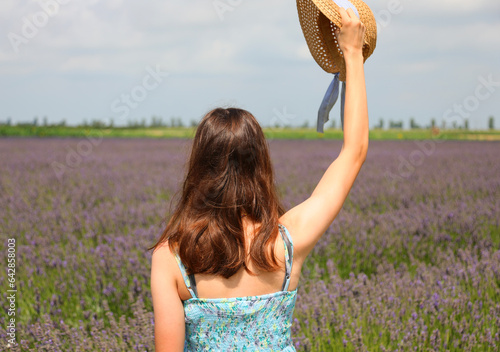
left=1, top=0, right=499, bottom=129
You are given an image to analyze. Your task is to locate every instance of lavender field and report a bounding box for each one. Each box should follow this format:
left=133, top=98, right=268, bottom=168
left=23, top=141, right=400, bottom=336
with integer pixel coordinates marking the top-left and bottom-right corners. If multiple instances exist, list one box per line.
left=1, top=137, right=499, bottom=351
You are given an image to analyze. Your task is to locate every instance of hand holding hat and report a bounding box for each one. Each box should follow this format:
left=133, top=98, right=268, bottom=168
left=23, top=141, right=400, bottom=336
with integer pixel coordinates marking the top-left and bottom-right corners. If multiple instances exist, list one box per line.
left=335, top=7, right=367, bottom=59
left=296, top=0, right=377, bottom=133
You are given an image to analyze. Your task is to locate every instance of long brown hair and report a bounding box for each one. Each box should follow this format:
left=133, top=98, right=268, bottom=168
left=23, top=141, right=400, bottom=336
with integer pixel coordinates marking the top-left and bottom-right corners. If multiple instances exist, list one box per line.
left=148, top=107, right=285, bottom=278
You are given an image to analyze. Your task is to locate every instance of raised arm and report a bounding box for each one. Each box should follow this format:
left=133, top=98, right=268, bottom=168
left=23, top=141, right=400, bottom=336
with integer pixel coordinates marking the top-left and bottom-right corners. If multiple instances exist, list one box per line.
left=280, top=7, right=368, bottom=262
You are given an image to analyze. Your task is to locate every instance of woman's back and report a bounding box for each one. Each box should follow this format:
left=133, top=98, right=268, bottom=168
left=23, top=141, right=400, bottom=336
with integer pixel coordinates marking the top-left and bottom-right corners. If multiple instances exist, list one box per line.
left=150, top=8, right=368, bottom=350
left=175, top=218, right=303, bottom=301
left=173, top=222, right=299, bottom=351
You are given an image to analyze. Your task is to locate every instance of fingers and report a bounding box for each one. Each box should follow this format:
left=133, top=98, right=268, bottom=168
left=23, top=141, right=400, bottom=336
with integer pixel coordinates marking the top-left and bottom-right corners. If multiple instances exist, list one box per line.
left=346, top=8, right=356, bottom=19
left=338, top=7, right=360, bottom=24
left=338, top=7, right=348, bottom=24
left=340, top=8, right=365, bottom=37
left=334, top=6, right=366, bottom=56
left=338, top=7, right=355, bottom=18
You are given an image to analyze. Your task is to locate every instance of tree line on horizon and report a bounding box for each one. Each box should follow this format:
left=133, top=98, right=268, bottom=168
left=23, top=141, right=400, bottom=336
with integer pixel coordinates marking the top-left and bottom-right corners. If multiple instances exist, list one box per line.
left=0, top=115, right=496, bottom=131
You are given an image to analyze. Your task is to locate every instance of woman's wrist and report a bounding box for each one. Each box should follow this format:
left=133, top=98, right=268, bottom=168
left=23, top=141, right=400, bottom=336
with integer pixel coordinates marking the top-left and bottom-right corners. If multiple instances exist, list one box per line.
left=344, top=52, right=364, bottom=76
left=343, top=50, right=363, bottom=64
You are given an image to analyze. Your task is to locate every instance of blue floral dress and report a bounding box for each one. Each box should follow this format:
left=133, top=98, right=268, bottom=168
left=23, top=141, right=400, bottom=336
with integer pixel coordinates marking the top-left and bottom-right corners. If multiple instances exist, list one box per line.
left=173, top=224, right=298, bottom=351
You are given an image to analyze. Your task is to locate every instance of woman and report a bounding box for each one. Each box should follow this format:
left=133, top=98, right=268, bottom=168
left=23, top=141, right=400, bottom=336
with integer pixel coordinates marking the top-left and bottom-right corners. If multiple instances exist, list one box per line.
left=150, top=8, right=368, bottom=351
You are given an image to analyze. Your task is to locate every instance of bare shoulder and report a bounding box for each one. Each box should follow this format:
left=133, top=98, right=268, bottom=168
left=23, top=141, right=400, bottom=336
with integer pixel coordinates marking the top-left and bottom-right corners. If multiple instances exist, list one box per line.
left=278, top=211, right=310, bottom=266
left=151, top=241, right=178, bottom=282
left=152, top=240, right=173, bottom=260
left=278, top=194, right=335, bottom=264
left=150, top=241, right=186, bottom=350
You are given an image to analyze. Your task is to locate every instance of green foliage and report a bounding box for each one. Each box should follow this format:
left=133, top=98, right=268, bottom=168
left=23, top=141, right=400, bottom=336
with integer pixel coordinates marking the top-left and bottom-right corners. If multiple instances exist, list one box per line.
left=389, top=120, right=403, bottom=129
left=1, top=126, right=500, bottom=140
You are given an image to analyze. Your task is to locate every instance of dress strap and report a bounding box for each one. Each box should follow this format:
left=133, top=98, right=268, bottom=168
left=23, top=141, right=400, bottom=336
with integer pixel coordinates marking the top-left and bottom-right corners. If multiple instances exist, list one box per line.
left=278, top=224, right=294, bottom=291
left=173, top=251, right=198, bottom=299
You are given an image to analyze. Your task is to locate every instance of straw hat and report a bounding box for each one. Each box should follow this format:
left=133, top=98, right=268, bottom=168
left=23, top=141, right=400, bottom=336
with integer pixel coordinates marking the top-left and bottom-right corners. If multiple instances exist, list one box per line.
left=297, top=0, right=377, bottom=81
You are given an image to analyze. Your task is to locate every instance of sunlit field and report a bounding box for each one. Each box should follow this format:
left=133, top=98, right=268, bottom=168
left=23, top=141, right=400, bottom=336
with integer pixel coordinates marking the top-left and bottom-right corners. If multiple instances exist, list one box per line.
left=1, top=138, right=499, bottom=351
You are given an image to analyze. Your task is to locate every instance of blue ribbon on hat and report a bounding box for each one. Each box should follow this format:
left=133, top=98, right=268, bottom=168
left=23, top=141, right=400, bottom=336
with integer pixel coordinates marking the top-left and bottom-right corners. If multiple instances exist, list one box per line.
left=317, top=73, right=346, bottom=133
left=316, top=0, right=360, bottom=134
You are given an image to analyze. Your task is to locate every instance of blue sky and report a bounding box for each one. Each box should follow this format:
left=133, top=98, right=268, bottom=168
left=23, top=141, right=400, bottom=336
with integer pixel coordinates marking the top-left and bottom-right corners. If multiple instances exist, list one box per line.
left=1, top=0, right=499, bottom=129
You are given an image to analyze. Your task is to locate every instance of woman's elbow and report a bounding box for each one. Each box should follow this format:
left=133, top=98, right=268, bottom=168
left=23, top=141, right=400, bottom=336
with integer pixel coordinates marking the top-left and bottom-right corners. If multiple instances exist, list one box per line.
left=359, top=143, right=368, bottom=163
left=345, top=143, right=368, bottom=164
